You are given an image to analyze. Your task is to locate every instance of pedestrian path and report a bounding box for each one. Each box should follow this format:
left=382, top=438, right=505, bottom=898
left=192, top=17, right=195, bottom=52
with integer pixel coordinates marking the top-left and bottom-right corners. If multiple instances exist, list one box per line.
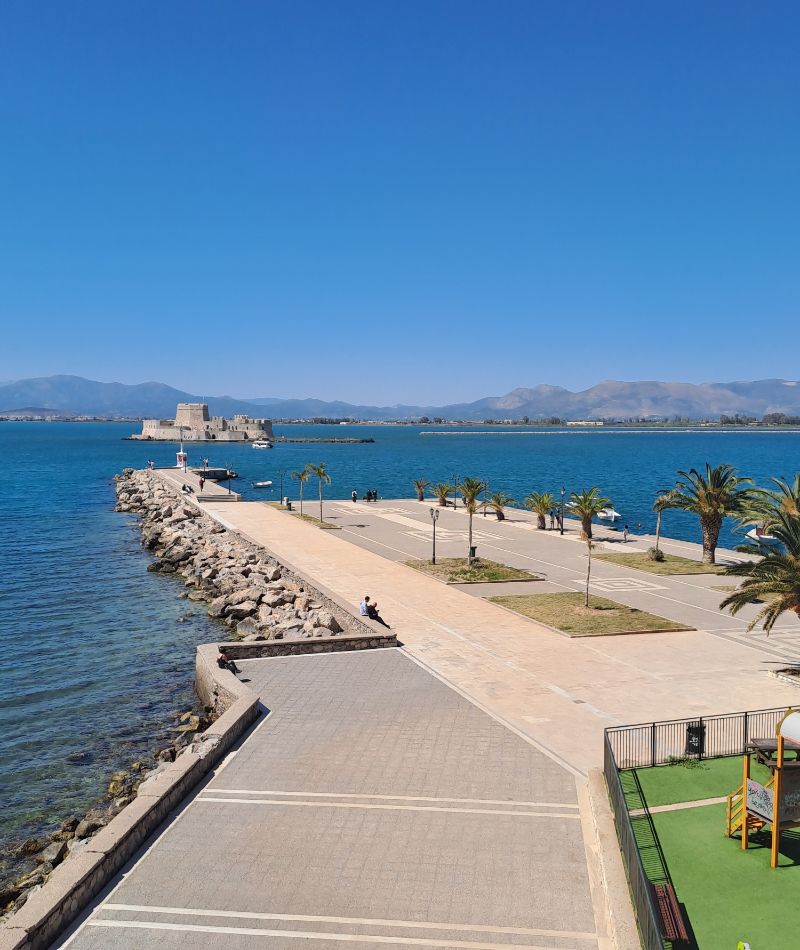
left=198, top=499, right=800, bottom=775
left=59, top=651, right=602, bottom=950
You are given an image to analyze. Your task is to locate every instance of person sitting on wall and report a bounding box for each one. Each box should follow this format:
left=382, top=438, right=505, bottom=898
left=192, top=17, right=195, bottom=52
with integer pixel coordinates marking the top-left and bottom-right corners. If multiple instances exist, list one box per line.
left=359, top=595, right=390, bottom=628
left=217, top=651, right=240, bottom=674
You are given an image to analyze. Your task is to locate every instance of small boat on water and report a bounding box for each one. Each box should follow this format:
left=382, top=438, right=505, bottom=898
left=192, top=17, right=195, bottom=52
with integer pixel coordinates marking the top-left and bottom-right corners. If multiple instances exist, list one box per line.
left=746, top=526, right=780, bottom=545
left=251, top=480, right=273, bottom=489
left=252, top=439, right=272, bottom=449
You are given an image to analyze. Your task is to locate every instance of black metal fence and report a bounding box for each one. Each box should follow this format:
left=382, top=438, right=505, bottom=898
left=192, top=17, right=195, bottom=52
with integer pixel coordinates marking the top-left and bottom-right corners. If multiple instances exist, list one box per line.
left=603, top=705, right=793, bottom=949
left=606, top=706, right=791, bottom=770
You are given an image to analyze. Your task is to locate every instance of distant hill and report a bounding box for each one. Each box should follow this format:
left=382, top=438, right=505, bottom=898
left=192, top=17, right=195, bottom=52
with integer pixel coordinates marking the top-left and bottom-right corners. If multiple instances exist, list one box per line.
left=3, top=375, right=800, bottom=421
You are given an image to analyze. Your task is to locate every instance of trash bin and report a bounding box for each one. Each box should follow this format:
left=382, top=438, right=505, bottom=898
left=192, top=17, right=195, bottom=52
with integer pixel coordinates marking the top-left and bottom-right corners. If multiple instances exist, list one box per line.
left=685, top=722, right=705, bottom=756
left=468, top=545, right=477, bottom=560
left=285, top=499, right=292, bottom=511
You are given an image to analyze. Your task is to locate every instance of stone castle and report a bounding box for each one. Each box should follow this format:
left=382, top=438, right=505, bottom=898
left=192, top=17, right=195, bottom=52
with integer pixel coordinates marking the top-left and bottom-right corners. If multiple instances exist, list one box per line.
left=135, top=403, right=274, bottom=442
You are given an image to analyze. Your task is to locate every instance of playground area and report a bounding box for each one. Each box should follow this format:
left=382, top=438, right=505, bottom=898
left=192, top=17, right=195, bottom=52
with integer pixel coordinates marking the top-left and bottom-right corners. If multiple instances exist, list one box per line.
left=621, top=755, right=800, bottom=949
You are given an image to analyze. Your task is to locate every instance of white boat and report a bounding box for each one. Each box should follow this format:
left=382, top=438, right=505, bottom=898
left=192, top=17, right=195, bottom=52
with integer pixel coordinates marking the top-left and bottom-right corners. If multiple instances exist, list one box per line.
left=746, top=527, right=779, bottom=544
left=251, top=480, right=273, bottom=489
left=598, top=507, right=621, bottom=522
left=252, top=439, right=272, bottom=449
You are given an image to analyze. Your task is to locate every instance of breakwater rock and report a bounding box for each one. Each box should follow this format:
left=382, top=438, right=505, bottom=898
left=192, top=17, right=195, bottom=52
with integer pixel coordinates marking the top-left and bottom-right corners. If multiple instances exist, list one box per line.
left=114, top=469, right=348, bottom=642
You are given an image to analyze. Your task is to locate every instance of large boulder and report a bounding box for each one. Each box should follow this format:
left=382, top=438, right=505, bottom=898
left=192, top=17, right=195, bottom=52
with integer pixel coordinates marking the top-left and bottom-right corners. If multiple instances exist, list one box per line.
left=226, top=600, right=258, bottom=620
left=314, top=610, right=342, bottom=633
left=208, top=595, right=229, bottom=618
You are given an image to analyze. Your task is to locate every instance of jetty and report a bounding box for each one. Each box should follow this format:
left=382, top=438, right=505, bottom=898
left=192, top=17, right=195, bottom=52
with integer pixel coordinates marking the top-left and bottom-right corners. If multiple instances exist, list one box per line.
left=8, top=474, right=800, bottom=949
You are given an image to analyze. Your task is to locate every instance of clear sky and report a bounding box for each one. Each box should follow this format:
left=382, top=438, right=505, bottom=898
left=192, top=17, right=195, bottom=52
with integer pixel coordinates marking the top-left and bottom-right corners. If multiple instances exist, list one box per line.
left=1, top=1, right=798, bottom=404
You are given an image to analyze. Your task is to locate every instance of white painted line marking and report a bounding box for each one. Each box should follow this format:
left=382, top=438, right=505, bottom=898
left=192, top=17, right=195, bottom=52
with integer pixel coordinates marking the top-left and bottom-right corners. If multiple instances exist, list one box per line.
left=195, top=797, right=581, bottom=818
left=205, top=789, right=579, bottom=808
left=101, top=905, right=597, bottom=940
left=87, top=919, right=593, bottom=949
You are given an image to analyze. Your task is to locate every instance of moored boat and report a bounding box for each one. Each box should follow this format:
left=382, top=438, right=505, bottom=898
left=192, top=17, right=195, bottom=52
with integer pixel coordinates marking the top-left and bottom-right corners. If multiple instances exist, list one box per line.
left=252, top=439, right=272, bottom=449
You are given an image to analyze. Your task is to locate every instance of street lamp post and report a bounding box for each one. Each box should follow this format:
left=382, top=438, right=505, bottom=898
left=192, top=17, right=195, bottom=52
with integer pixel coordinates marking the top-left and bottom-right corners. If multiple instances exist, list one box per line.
left=560, top=485, right=566, bottom=536
left=430, top=507, right=439, bottom=564
left=452, top=474, right=458, bottom=510
left=279, top=470, right=285, bottom=504
left=483, top=478, right=488, bottom=517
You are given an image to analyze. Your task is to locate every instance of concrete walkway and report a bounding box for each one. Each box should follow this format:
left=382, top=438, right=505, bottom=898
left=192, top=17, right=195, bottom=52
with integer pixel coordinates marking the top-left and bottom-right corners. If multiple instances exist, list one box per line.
left=59, top=651, right=602, bottom=950
left=191, top=496, right=799, bottom=776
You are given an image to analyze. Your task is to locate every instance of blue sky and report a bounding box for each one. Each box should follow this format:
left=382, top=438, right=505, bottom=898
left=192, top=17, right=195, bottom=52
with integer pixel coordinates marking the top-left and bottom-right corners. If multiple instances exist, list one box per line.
left=1, top=1, right=798, bottom=404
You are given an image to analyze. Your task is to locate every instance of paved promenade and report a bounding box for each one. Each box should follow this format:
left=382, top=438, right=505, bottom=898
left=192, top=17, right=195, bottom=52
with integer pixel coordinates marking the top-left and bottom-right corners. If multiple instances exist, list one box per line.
left=60, top=651, right=601, bottom=950
left=191, top=495, right=800, bottom=775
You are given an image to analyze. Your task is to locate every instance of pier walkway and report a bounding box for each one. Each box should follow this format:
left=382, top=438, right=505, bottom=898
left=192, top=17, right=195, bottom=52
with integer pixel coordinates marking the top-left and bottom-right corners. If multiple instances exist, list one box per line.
left=185, top=494, right=800, bottom=776
left=59, top=650, right=601, bottom=950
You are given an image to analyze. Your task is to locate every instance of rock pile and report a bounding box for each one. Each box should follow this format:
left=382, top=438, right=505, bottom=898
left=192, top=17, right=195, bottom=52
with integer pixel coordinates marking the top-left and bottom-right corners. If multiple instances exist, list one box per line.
left=114, top=469, right=344, bottom=642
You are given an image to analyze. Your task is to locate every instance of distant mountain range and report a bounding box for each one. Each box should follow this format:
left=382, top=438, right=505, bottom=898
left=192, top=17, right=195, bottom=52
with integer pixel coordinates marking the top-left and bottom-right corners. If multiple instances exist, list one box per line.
left=3, top=374, right=800, bottom=421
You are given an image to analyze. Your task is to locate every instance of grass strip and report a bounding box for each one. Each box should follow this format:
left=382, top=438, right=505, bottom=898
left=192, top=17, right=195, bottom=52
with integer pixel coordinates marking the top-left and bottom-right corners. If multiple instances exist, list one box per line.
left=405, top=557, right=539, bottom=584
left=291, top=512, right=341, bottom=529
left=489, top=591, right=691, bottom=636
left=594, top=551, right=727, bottom=574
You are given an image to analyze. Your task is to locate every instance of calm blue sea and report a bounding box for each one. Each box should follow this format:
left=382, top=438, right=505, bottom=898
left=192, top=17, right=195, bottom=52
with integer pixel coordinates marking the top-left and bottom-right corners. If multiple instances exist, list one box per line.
left=1, top=420, right=799, bottom=871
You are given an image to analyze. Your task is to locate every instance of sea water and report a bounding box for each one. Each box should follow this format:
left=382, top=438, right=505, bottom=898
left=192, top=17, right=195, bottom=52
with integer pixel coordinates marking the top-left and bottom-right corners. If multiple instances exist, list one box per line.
left=1, top=420, right=799, bottom=873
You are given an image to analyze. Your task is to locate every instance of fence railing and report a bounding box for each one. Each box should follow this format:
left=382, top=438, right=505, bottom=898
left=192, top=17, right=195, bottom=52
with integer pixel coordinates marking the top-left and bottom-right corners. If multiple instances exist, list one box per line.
left=604, top=705, right=793, bottom=948
left=606, top=706, right=791, bottom=770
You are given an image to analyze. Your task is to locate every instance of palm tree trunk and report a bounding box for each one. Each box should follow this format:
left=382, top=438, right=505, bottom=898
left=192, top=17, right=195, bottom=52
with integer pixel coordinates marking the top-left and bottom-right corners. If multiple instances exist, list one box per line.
left=701, top=516, right=721, bottom=564
left=585, top=541, right=593, bottom=607
left=299, top=483, right=304, bottom=516
left=655, top=509, right=662, bottom=553
left=468, top=512, right=474, bottom=563
left=319, top=482, right=323, bottom=524
left=496, top=509, right=504, bottom=521
left=537, top=514, right=545, bottom=530
left=582, top=516, right=592, bottom=539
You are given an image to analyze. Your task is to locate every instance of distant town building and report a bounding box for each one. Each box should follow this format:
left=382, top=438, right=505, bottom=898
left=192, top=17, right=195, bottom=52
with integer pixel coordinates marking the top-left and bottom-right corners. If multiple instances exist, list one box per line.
left=135, top=403, right=274, bottom=442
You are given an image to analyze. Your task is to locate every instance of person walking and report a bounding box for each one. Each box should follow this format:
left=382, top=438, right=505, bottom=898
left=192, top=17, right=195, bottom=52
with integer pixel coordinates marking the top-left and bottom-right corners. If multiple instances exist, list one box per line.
left=549, top=510, right=555, bottom=530
left=623, top=524, right=629, bottom=543
left=352, top=490, right=358, bottom=503
left=199, top=476, right=205, bottom=492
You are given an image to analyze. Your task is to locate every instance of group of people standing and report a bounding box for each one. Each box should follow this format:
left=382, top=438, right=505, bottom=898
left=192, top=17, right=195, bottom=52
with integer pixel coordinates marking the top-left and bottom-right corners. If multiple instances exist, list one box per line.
left=352, top=489, right=379, bottom=502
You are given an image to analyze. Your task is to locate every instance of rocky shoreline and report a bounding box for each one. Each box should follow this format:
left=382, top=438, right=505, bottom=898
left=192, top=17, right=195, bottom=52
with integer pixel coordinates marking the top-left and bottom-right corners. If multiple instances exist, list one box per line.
left=115, top=467, right=348, bottom=642
left=1, top=466, right=365, bottom=923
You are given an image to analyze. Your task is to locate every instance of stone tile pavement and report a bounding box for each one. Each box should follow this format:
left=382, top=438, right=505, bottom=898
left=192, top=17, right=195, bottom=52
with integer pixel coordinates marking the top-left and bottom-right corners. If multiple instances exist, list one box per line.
left=58, top=650, right=601, bottom=950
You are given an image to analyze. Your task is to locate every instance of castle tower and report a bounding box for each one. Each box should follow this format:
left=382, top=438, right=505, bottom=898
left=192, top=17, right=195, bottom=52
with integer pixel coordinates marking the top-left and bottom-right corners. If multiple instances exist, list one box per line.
left=174, top=403, right=210, bottom=429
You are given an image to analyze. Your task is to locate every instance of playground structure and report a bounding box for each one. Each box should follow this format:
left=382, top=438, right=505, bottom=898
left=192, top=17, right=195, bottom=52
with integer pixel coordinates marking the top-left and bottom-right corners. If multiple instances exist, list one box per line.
left=726, top=709, right=800, bottom=867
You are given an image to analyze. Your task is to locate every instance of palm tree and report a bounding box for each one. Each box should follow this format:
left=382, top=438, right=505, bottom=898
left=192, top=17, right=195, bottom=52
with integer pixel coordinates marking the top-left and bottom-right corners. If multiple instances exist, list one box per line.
left=569, top=487, right=611, bottom=540
left=431, top=482, right=452, bottom=507
left=721, top=494, right=800, bottom=634
left=292, top=468, right=310, bottom=516
left=483, top=492, right=515, bottom=521
left=524, top=490, right=555, bottom=530
left=412, top=478, right=430, bottom=502
left=659, top=463, right=754, bottom=564
left=584, top=537, right=595, bottom=608
left=305, top=463, right=331, bottom=524
left=652, top=490, right=674, bottom=554
left=459, top=477, right=486, bottom=563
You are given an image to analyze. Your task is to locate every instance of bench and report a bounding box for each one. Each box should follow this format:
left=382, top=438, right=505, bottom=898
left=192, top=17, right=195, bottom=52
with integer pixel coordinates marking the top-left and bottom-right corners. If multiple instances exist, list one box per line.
left=653, top=883, right=689, bottom=943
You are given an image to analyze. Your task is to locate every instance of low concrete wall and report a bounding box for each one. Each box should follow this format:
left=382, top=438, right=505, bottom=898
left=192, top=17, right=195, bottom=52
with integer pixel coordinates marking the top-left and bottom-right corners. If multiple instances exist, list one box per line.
left=220, top=631, right=396, bottom=661
left=1, top=652, right=260, bottom=950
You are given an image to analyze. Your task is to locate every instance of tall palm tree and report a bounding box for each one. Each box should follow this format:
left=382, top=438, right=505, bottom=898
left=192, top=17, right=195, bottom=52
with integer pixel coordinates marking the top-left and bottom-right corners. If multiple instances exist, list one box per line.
left=305, top=463, right=331, bottom=524
left=659, top=463, right=754, bottom=564
left=569, top=487, right=611, bottom=540
left=584, top=537, right=595, bottom=608
left=721, top=494, right=800, bottom=634
left=431, top=482, right=452, bottom=507
left=292, top=468, right=310, bottom=516
left=524, top=490, right=555, bottom=530
left=459, top=477, right=486, bottom=563
left=412, top=478, right=430, bottom=502
left=483, top=492, right=515, bottom=521
left=652, top=490, right=674, bottom=554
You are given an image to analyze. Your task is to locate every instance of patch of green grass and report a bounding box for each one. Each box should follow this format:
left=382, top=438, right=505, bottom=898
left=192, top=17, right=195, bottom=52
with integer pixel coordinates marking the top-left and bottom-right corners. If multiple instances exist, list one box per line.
left=291, top=512, right=341, bottom=529
left=488, top=591, right=690, bottom=636
left=635, top=801, right=800, bottom=948
left=594, top=551, right=726, bottom=574
left=405, top=557, right=539, bottom=584
left=621, top=756, right=772, bottom=810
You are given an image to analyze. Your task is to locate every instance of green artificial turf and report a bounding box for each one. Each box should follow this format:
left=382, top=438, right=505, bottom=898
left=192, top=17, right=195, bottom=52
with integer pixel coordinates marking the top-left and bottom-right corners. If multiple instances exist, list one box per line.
left=621, top=756, right=772, bottom=810
left=647, top=803, right=800, bottom=949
